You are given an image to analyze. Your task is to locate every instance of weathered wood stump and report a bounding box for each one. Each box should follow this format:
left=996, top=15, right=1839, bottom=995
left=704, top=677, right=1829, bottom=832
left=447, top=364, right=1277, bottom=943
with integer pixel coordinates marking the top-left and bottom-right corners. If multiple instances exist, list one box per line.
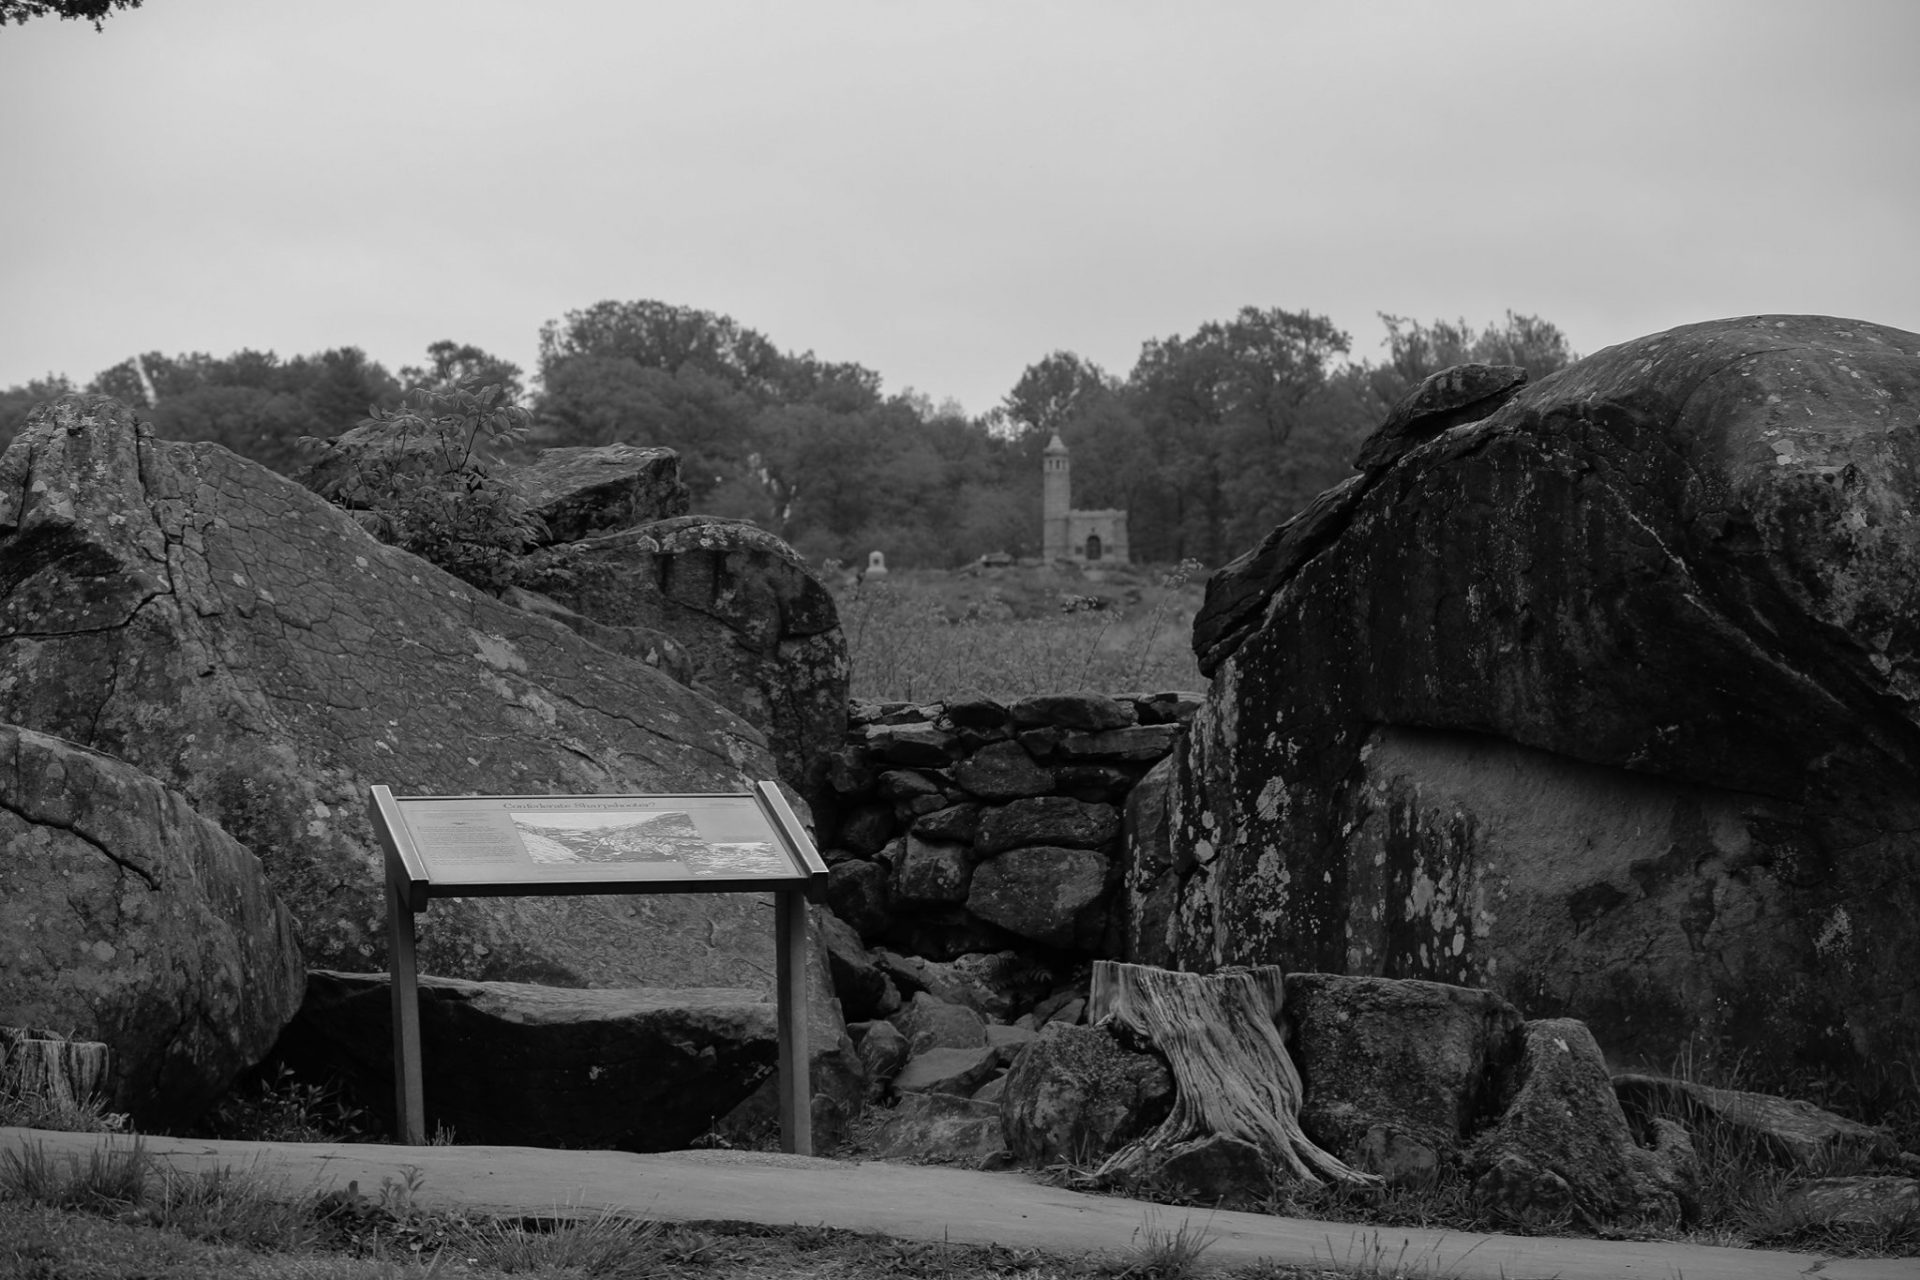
left=0, top=1026, right=111, bottom=1117
left=1088, top=962, right=1378, bottom=1187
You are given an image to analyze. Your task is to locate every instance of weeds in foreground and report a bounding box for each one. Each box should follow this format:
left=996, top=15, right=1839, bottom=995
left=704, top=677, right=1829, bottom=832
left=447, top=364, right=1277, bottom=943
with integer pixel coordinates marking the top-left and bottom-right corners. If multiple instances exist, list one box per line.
left=1308, top=1230, right=1485, bottom=1280
left=1, top=1136, right=149, bottom=1210
left=1122, top=1211, right=1218, bottom=1278
left=460, top=1205, right=661, bottom=1274
left=199, top=1063, right=373, bottom=1145
left=0, top=1085, right=129, bottom=1135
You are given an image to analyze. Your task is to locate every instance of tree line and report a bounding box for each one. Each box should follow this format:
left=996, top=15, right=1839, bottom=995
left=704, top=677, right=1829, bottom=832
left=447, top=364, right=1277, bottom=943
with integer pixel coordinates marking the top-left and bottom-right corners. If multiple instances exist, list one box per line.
left=0, top=302, right=1574, bottom=571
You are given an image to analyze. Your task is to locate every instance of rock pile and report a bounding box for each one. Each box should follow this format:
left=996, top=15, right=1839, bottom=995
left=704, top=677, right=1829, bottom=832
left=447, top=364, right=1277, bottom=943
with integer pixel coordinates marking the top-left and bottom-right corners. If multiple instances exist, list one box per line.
left=993, top=968, right=1907, bottom=1226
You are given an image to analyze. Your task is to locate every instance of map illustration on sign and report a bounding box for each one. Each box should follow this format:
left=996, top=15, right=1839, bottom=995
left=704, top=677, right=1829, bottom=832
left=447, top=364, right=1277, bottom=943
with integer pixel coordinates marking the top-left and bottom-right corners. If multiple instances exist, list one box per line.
left=387, top=793, right=807, bottom=888
left=507, top=809, right=790, bottom=878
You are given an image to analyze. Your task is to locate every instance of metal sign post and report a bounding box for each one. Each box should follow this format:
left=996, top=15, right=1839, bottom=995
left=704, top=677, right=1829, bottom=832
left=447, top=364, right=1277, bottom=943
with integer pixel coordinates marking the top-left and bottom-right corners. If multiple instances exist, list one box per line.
left=368, top=781, right=829, bottom=1155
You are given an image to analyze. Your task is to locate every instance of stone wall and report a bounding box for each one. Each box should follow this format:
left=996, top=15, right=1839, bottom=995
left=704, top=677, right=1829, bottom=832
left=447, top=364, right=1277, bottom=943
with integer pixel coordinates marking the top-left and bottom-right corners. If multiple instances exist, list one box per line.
left=816, top=692, right=1199, bottom=978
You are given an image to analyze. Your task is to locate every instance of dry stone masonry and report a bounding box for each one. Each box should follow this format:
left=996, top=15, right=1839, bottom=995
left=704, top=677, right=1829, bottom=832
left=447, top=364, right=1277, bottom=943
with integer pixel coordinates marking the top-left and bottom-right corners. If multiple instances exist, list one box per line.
left=817, top=691, right=1199, bottom=970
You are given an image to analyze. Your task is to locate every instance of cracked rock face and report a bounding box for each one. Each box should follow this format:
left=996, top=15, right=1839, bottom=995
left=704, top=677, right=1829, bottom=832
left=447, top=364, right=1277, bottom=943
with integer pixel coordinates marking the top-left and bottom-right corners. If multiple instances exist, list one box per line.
left=0, top=722, right=304, bottom=1127
left=1171, top=316, right=1920, bottom=1096
left=0, top=396, right=791, bottom=990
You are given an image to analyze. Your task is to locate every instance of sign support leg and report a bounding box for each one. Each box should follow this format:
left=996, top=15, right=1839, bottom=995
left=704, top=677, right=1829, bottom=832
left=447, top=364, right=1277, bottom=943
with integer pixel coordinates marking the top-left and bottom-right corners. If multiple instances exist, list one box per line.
left=774, top=889, right=812, bottom=1156
left=388, top=877, right=426, bottom=1146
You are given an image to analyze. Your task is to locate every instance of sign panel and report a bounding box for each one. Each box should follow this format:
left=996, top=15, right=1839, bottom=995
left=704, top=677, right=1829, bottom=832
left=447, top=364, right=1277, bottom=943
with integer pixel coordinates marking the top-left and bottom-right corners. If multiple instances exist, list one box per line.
left=371, top=782, right=821, bottom=1156
left=391, top=792, right=810, bottom=888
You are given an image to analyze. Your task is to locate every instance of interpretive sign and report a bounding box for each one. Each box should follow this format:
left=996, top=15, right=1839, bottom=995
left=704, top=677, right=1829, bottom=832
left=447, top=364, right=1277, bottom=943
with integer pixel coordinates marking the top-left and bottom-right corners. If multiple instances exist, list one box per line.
left=369, top=782, right=829, bottom=1154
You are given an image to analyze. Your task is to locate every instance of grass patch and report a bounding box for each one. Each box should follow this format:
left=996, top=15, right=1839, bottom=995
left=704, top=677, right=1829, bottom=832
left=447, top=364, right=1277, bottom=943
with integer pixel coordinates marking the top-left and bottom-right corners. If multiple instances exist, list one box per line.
left=837, top=562, right=1204, bottom=702
left=1123, top=1211, right=1218, bottom=1278
left=2, top=1136, right=150, bottom=1211
left=0, top=1086, right=129, bottom=1136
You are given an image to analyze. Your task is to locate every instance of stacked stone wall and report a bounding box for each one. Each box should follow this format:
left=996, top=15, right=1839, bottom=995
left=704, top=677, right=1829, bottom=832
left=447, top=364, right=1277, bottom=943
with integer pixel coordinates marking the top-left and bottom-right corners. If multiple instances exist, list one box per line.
left=817, top=692, right=1198, bottom=978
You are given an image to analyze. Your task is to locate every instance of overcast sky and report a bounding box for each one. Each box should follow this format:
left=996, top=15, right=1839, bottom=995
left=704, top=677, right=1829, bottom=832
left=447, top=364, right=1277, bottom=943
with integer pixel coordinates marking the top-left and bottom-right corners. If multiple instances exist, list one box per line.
left=4, top=0, right=1916, bottom=416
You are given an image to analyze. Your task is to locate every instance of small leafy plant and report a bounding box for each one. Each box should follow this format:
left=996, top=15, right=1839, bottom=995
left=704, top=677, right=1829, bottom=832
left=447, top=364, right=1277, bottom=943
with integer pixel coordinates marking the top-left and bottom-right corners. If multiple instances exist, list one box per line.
left=302, top=382, right=548, bottom=593
left=199, top=1063, right=371, bottom=1145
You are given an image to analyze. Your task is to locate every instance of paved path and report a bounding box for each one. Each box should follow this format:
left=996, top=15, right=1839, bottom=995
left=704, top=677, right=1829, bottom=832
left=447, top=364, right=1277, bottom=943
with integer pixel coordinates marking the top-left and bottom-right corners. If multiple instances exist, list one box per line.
left=4, top=1126, right=1910, bottom=1280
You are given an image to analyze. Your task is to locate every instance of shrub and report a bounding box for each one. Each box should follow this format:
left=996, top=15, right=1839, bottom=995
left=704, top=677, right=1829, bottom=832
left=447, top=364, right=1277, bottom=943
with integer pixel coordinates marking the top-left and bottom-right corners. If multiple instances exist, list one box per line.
left=302, top=383, right=547, bottom=593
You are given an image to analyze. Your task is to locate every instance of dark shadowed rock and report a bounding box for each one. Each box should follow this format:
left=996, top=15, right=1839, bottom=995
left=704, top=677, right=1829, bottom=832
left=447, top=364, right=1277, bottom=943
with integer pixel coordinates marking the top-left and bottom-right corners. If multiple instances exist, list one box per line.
left=0, top=724, right=304, bottom=1127
left=951, top=740, right=1053, bottom=800
left=0, top=396, right=783, bottom=990
left=836, top=804, right=895, bottom=856
left=512, top=444, right=688, bottom=542
left=1612, top=1073, right=1895, bottom=1172
left=1000, top=1023, right=1174, bottom=1168
left=1129, top=691, right=1205, bottom=725
left=1285, top=974, right=1522, bottom=1180
left=852, top=1019, right=910, bottom=1086
left=1057, top=725, right=1181, bottom=762
left=975, top=797, right=1119, bottom=855
left=1051, top=765, right=1134, bottom=805
left=871, top=950, right=1044, bottom=1022
left=1143, top=1134, right=1273, bottom=1206
left=986, top=1022, right=1036, bottom=1066
left=941, top=696, right=1008, bottom=729
left=864, top=723, right=955, bottom=767
left=818, top=911, right=894, bottom=1022
left=877, top=905, right=1021, bottom=963
left=1008, top=693, right=1135, bottom=731
left=893, top=835, right=973, bottom=906
left=278, top=971, right=777, bottom=1151
left=1352, top=363, right=1527, bottom=474
left=826, top=860, right=891, bottom=940
left=912, top=802, right=981, bottom=843
left=1467, top=1020, right=1693, bottom=1226
left=1173, top=318, right=1920, bottom=1100
left=533, top=514, right=848, bottom=812
left=968, top=846, right=1109, bottom=949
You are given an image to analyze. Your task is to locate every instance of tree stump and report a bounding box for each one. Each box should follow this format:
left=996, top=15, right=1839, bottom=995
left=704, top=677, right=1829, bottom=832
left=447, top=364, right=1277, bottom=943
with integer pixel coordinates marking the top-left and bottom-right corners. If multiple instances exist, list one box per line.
left=0, top=1026, right=111, bottom=1118
left=1088, top=961, right=1378, bottom=1187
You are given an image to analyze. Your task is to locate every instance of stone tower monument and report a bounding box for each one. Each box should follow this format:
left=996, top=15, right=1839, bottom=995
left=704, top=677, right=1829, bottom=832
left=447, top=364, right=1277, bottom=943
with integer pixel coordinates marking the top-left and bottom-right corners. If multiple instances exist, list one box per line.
left=1042, top=433, right=1072, bottom=562
left=1041, top=433, right=1129, bottom=565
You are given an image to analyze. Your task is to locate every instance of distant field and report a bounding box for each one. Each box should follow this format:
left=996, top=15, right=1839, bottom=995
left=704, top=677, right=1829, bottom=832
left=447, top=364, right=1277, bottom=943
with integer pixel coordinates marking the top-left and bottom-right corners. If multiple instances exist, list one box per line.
left=832, top=561, right=1207, bottom=703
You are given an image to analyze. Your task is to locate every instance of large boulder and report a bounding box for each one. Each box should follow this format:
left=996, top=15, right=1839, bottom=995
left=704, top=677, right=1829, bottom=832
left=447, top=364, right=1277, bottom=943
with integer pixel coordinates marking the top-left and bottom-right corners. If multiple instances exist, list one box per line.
left=1172, top=317, right=1920, bottom=1100
left=0, top=396, right=792, bottom=993
left=277, top=971, right=778, bottom=1150
left=1466, top=1019, right=1695, bottom=1226
left=532, top=515, right=849, bottom=814
left=999, top=1022, right=1174, bottom=1167
left=0, top=723, right=303, bottom=1127
left=1284, top=973, right=1522, bottom=1183
left=967, top=846, right=1109, bottom=949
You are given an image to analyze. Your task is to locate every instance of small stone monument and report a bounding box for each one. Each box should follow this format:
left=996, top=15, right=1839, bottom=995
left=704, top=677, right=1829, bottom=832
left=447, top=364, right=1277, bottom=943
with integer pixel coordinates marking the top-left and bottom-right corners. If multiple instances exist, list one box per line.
left=864, top=550, right=889, bottom=578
